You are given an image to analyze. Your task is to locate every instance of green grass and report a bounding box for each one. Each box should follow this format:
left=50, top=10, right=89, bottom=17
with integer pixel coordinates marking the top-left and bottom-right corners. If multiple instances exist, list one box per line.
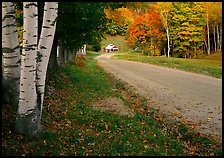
left=2, top=52, right=222, bottom=156
left=112, top=51, right=222, bottom=78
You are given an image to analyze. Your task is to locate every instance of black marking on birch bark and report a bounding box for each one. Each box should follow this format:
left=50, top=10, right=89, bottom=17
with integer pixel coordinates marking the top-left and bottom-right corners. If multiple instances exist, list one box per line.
left=2, top=23, right=17, bottom=28
left=27, top=109, right=34, bottom=112
left=25, top=44, right=37, bottom=47
left=21, top=90, right=25, bottom=93
left=40, top=46, right=47, bottom=49
left=9, top=3, right=14, bottom=7
left=37, top=51, right=43, bottom=62
left=24, top=3, right=38, bottom=8
left=46, top=34, right=52, bottom=37
left=4, top=55, right=19, bottom=59
left=2, top=14, right=16, bottom=20
left=4, top=65, right=19, bottom=68
left=36, top=85, right=44, bottom=88
left=2, top=47, right=15, bottom=53
left=23, top=44, right=37, bottom=51
left=14, top=45, right=20, bottom=50
left=43, top=26, right=50, bottom=29
left=33, top=13, right=38, bottom=17
left=4, top=33, right=10, bottom=36
left=29, top=69, right=36, bottom=72
left=24, top=47, right=36, bottom=51
left=25, top=65, right=34, bottom=68
left=33, top=35, right=37, bottom=37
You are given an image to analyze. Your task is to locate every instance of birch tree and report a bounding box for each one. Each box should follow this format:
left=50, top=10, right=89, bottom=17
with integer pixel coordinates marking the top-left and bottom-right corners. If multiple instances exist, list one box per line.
left=36, top=2, right=58, bottom=123
left=154, top=2, right=172, bottom=58
left=2, top=2, right=21, bottom=106
left=16, top=2, right=39, bottom=135
left=203, top=2, right=211, bottom=55
left=16, top=2, right=58, bottom=136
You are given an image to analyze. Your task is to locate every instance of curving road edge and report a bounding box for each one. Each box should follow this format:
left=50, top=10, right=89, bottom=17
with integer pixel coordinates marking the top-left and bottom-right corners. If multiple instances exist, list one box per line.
left=95, top=53, right=222, bottom=141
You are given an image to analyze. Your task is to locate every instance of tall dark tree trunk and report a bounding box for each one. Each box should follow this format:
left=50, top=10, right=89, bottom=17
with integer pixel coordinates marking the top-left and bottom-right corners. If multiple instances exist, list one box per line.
left=47, top=33, right=58, bottom=74
left=64, top=49, right=69, bottom=64
left=58, top=42, right=65, bottom=66
left=68, top=49, right=76, bottom=63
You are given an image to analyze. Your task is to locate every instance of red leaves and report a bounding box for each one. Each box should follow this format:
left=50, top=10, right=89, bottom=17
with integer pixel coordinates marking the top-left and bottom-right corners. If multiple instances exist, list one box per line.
left=126, top=8, right=163, bottom=50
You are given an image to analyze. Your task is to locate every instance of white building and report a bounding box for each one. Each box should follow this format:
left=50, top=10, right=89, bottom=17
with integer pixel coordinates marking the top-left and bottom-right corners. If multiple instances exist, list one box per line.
left=104, top=44, right=119, bottom=53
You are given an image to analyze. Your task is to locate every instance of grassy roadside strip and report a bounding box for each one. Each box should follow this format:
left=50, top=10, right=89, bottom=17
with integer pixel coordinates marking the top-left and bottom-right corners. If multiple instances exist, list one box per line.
left=2, top=52, right=222, bottom=156
left=112, top=51, right=222, bottom=79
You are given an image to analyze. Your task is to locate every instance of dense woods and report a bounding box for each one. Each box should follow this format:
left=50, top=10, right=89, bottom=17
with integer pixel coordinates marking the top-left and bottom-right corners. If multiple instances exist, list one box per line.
left=105, top=2, right=222, bottom=58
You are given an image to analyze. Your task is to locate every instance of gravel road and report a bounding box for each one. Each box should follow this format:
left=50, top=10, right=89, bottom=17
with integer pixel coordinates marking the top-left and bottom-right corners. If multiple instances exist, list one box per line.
left=95, top=53, right=222, bottom=141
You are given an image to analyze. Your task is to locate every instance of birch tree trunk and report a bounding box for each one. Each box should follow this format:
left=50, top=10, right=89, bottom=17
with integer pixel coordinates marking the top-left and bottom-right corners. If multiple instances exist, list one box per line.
left=219, top=25, right=222, bottom=51
left=36, top=2, right=58, bottom=125
left=2, top=2, right=21, bottom=106
left=213, top=24, right=216, bottom=52
left=78, top=44, right=86, bottom=56
left=16, top=2, right=39, bottom=135
left=216, top=25, right=219, bottom=51
left=165, top=14, right=170, bottom=58
left=206, top=7, right=210, bottom=55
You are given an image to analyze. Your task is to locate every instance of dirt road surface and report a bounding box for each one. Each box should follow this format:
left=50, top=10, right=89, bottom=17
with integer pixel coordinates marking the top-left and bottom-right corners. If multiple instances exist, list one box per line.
left=95, top=53, right=222, bottom=141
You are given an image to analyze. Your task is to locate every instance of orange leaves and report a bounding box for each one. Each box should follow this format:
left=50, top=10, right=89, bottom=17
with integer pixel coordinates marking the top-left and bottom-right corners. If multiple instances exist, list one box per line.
left=126, top=8, right=163, bottom=49
left=104, top=7, right=135, bottom=26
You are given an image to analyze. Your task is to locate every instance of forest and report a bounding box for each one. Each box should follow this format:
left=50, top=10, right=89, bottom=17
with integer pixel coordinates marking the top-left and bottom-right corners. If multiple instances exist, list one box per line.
left=105, top=2, right=222, bottom=58
left=2, top=2, right=222, bottom=156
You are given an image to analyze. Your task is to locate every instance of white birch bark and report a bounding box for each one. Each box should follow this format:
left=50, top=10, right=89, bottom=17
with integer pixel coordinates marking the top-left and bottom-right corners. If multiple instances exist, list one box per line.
left=36, top=2, right=58, bottom=123
left=213, top=24, right=216, bottom=52
left=219, top=25, right=222, bottom=51
left=16, top=2, right=39, bottom=135
left=205, top=4, right=210, bottom=55
left=83, top=44, right=86, bottom=55
left=164, top=14, right=170, bottom=58
left=156, top=3, right=171, bottom=58
left=216, top=25, right=219, bottom=51
left=2, top=2, right=21, bottom=106
left=206, top=19, right=210, bottom=55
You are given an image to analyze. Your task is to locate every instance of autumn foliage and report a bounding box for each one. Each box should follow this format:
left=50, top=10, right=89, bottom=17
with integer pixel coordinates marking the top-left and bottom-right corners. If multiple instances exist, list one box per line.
left=126, top=7, right=164, bottom=55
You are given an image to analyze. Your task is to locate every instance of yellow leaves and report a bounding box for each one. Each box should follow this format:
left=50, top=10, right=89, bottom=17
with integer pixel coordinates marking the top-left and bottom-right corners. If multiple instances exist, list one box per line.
left=207, top=117, right=213, bottom=121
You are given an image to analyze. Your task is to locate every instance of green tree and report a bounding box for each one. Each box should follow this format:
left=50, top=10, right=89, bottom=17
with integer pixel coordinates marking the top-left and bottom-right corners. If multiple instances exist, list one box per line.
left=169, top=2, right=206, bottom=58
